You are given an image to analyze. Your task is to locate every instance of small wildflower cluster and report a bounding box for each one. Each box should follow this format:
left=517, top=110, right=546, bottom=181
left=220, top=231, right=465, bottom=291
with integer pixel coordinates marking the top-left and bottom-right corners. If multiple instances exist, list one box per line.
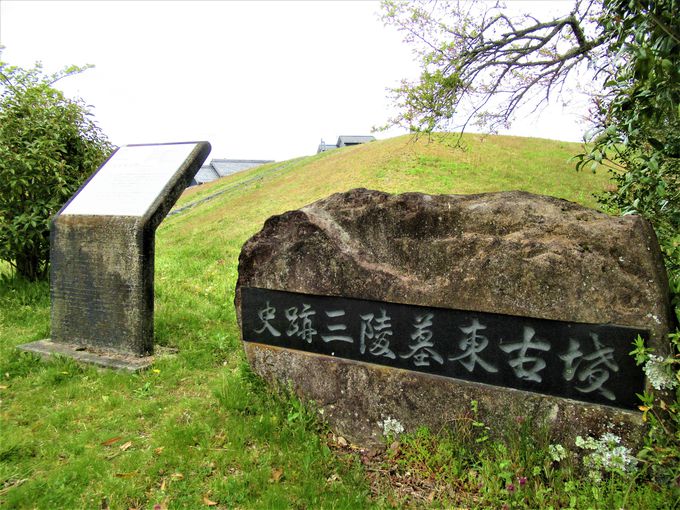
left=380, top=416, right=404, bottom=437
left=575, top=433, right=637, bottom=483
left=643, top=354, right=678, bottom=391
left=506, top=476, right=527, bottom=494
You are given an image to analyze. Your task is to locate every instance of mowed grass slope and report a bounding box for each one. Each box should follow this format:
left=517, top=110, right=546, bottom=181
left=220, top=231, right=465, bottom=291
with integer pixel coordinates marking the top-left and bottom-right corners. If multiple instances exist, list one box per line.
left=1, top=134, right=627, bottom=509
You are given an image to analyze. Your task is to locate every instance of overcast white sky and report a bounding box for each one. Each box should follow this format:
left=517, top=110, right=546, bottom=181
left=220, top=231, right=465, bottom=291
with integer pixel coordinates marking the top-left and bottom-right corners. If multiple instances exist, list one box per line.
left=1, top=1, right=588, bottom=162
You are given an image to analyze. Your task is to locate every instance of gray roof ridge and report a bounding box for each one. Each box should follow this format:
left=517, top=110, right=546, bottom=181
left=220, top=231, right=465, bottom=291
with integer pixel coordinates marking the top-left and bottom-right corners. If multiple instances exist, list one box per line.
left=210, top=158, right=274, bottom=163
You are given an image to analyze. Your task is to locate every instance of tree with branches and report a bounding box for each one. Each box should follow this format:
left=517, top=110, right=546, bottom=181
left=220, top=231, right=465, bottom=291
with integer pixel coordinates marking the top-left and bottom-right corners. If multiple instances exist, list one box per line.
left=381, top=0, right=606, bottom=133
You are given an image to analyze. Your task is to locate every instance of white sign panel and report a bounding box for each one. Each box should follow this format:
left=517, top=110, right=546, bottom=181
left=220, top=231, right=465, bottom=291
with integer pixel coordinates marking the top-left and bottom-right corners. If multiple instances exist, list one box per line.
left=61, top=143, right=199, bottom=217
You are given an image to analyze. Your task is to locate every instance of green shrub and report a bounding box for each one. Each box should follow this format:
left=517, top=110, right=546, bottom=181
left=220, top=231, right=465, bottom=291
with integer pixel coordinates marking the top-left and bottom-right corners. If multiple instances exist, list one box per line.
left=0, top=49, right=112, bottom=280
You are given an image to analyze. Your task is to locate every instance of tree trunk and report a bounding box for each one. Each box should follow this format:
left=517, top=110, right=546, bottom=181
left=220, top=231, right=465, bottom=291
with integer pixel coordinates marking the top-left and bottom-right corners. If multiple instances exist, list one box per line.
left=15, top=252, right=47, bottom=281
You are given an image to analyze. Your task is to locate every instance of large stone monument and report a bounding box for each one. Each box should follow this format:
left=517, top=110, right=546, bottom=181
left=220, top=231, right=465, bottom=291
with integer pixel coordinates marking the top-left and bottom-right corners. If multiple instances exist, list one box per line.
left=235, top=188, right=673, bottom=445
left=19, top=141, right=210, bottom=370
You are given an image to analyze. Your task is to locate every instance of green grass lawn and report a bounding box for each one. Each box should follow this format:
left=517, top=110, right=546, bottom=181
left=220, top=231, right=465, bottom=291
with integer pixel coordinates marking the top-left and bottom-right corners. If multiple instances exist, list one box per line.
left=1, top=134, right=675, bottom=508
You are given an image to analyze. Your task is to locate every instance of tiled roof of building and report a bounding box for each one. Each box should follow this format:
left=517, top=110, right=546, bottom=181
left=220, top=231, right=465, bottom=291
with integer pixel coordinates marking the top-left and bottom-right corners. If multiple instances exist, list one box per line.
left=211, top=159, right=273, bottom=177
left=189, top=159, right=274, bottom=186
left=194, top=165, right=220, bottom=184
left=317, top=135, right=375, bottom=153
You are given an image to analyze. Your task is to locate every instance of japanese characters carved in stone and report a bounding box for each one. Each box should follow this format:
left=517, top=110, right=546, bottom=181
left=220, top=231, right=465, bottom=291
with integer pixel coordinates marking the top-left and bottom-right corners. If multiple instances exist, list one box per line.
left=235, top=189, right=673, bottom=445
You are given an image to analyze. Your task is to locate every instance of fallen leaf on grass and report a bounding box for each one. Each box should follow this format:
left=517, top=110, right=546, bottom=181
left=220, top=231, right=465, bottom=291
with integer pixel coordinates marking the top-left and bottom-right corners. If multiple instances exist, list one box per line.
left=114, top=472, right=137, bottom=478
left=270, top=467, right=284, bottom=483
left=101, top=436, right=122, bottom=447
left=119, top=441, right=133, bottom=451
left=170, top=473, right=184, bottom=481
left=154, top=447, right=165, bottom=455
left=0, top=385, right=8, bottom=390
left=202, top=495, right=218, bottom=506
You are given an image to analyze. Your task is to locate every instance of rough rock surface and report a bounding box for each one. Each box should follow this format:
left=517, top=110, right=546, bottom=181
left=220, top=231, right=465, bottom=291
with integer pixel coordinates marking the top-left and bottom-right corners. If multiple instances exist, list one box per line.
left=235, top=189, right=673, bottom=445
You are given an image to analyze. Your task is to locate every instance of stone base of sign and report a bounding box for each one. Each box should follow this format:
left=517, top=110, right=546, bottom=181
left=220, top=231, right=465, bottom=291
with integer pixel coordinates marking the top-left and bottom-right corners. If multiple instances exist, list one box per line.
left=17, top=339, right=154, bottom=372
left=245, top=342, right=644, bottom=447
left=50, top=215, right=155, bottom=356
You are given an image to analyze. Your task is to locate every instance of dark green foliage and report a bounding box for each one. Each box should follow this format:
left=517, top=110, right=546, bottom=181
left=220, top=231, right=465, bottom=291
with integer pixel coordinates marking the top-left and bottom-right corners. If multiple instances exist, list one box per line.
left=578, top=0, right=679, bottom=291
left=0, top=49, right=112, bottom=280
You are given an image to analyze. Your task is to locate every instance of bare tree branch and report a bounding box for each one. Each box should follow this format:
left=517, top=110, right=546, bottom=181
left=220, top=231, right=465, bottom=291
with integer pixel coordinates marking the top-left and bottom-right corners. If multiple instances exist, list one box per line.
left=380, top=0, right=608, bottom=134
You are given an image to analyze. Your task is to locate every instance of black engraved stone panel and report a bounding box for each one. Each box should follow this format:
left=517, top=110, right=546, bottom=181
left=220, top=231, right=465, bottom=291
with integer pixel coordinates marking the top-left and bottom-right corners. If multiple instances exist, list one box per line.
left=241, top=287, right=647, bottom=410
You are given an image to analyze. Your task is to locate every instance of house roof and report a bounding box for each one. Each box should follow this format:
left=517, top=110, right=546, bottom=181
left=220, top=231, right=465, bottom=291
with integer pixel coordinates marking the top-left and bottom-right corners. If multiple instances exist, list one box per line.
left=189, top=159, right=274, bottom=186
left=337, top=135, right=376, bottom=146
left=211, top=159, right=273, bottom=177
left=317, top=135, right=375, bottom=153
left=194, top=165, right=220, bottom=184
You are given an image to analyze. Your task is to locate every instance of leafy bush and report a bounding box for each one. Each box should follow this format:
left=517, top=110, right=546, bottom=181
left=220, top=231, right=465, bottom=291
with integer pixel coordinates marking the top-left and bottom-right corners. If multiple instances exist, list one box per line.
left=0, top=49, right=112, bottom=280
left=578, top=0, right=679, bottom=289
left=631, top=332, right=680, bottom=485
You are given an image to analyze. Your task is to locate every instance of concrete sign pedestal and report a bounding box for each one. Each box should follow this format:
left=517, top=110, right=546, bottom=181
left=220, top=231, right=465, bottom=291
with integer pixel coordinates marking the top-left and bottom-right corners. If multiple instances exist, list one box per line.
left=18, top=142, right=211, bottom=371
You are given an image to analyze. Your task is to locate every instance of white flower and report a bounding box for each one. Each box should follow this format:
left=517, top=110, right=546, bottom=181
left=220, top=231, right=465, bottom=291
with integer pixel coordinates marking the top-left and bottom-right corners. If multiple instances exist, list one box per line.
left=576, top=433, right=637, bottom=481
left=380, top=416, right=404, bottom=437
left=643, top=355, right=678, bottom=391
left=600, top=432, right=622, bottom=447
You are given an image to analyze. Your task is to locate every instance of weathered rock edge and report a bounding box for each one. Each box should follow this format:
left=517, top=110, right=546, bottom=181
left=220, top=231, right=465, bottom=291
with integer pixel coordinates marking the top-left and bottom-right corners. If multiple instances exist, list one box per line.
left=235, top=189, right=673, bottom=445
